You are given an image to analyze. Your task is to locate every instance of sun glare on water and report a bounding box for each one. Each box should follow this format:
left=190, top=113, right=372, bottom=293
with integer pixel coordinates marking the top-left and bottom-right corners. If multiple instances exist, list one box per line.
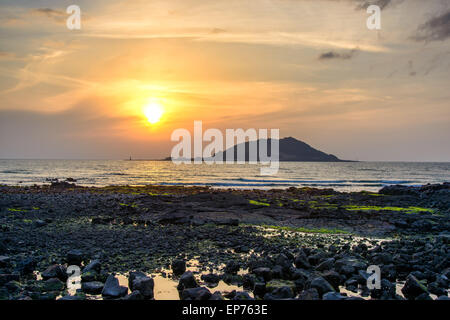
left=143, top=102, right=164, bottom=124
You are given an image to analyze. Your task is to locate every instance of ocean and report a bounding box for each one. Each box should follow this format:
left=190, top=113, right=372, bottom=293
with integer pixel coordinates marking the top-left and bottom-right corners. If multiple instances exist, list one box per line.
left=0, top=160, right=449, bottom=192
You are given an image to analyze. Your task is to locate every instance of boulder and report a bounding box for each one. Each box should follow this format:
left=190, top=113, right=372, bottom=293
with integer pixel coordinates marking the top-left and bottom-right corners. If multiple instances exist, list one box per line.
left=171, top=259, right=186, bottom=276
left=101, top=275, right=128, bottom=298
left=81, top=281, right=104, bottom=294
left=83, top=260, right=101, bottom=273
left=43, top=278, right=65, bottom=291
left=177, top=271, right=198, bottom=292
left=309, top=277, right=335, bottom=296
left=41, top=264, right=67, bottom=282
left=298, top=288, right=320, bottom=300
left=181, top=287, right=212, bottom=300
left=132, top=276, right=154, bottom=299
left=201, top=273, right=221, bottom=285
left=67, top=249, right=83, bottom=266
left=401, top=274, right=428, bottom=300
left=224, top=261, right=240, bottom=275
left=123, top=290, right=144, bottom=300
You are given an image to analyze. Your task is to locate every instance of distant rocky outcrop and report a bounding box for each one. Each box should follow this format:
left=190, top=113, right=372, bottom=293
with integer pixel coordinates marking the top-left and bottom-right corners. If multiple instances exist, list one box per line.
left=214, top=137, right=346, bottom=162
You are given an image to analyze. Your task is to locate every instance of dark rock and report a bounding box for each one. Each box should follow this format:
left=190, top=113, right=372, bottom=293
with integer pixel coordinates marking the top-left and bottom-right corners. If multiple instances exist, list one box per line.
left=242, top=274, right=256, bottom=290
left=322, top=270, right=341, bottom=290
left=252, top=267, right=272, bottom=281
left=123, top=290, right=144, bottom=300
left=83, top=260, right=101, bottom=273
left=224, top=260, right=240, bottom=275
left=253, top=282, right=266, bottom=298
left=0, top=256, right=11, bottom=268
left=67, top=249, right=83, bottom=266
left=81, top=281, right=104, bottom=294
left=322, top=292, right=346, bottom=300
left=132, top=276, right=154, bottom=299
left=0, top=274, right=20, bottom=286
left=298, top=288, right=320, bottom=300
left=209, top=291, right=224, bottom=300
left=370, top=279, right=396, bottom=300
left=171, top=259, right=186, bottom=276
left=58, top=295, right=85, bottom=300
left=5, top=280, right=21, bottom=293
left=15, top=257, right=36, bottom=275
left=43, top=278, right=65, bottom=291
left=34, top=220, right=47, bottom=228
left=101, top=275, right=128, bottom=298
left=316, top=258, right=334, bottom=271
left=415, top=293, right=433, bottom=300
left=294, top=252, right=311, bottom=269
left=128, top=271, right=147, bottom=290
left=177, top=271, right=198, bottom=292
left=309, top=277, right=335, bottom=296
left=401, top=274, right=428, bottom=300
left=181, top=287, right=212, bottom=300
left=233, top=291, right=254, bottom=300
left=201, top=273, right=221, bottom=285
left=264, top=286, right=294, bottom=300
left=41, top=264, right=67, bottom=282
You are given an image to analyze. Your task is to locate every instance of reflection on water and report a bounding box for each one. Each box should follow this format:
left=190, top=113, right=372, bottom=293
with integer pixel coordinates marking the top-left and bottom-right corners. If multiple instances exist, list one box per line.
left=1, top=160, right=449, bottom=192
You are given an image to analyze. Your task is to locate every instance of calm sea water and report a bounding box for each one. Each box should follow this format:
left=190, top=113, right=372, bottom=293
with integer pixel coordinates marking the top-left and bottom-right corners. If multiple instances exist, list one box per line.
left=0, top=160, right=449, bottom=192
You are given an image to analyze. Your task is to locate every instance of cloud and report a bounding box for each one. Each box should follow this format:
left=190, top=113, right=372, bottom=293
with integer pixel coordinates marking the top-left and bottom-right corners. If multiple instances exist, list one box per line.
left=414, top=10, right=450, bottom=42
left=31, top=8, right=66, bottom=23
left=353, top=0, right=396, bottom=11
left=318, top=48, right=359, bottom=60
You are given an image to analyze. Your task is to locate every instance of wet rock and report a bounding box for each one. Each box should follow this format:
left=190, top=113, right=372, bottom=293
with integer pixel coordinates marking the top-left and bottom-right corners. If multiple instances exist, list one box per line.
left=171, top=259, right=186, bottom=276
left=252, top=267, right=272, bottom=281
left=298, top=288, right=320, bottom=300
left=322, top=292, right=346, bottom=300
left=309, top=277, right=335, bottom=297
left=224, top=260, right=240, bottom=275
left=41, top=264, right=67, bottom=282
left=83, top=260, right=101, bottom=273
left=129, top=271, right=147, bottom=290
left=181, top=287, right=212, bottom=300
left=123, top=290, right=144, bottom=300
left=34, top=220, right=47, bottom=228
left=132, top=276, right=154, bottom=299
left=294, top=252, right=311, bottom=269
left=316, top=258, right=335, bottom=271
left=233, top=291, right=254, bottom=300
left=322, top=270, right=341, bottom=290
left=0, top=288, right=10, bottom=300
left=242, top=274, right=256, bottom=290
left=58, top=295, right=85, bottom=300
left=401, top=274, right=428, bottom=300
left=201, top=273, right=221, bottom=285
left=0, top=256, right=11, bottom=268
left=209, top=291, right=224, bottom=300
left=67, top=249, right=83, bottom=266
left=177, top=271, right=198, bottom=292
left=216, top=218, right=239, bottom=226
left=15, top=257, right=36, bottom=275
left=101, top=275, right=128, bottom=298
left=370, top=279, right=396, bottom=300
left=82, top=281, right=104, bottom=294
left=43, top=278, right=65, bottom=291
left=5, top=280, right=21, bottom=293
left=0, top=274, right=20, bottom=286
left=253, top=282, right=266, bottom=298
left=415, top=293, right=433, bottom=300
left=266, top=279, right=296, bottom=294
left=264, top=286, right=294, bottom=300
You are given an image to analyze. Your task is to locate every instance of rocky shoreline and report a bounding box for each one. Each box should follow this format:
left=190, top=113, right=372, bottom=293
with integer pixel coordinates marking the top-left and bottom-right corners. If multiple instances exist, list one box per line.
left=0, top=182, right=449, bottom=300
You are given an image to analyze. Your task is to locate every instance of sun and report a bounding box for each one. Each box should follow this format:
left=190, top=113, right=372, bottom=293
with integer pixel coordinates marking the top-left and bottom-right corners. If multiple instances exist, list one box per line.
left=143, top=101, right=164, bottom=124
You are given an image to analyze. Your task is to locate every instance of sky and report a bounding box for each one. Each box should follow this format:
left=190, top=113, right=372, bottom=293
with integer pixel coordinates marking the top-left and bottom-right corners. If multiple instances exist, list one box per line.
left=0, top=0, right=449, bottom=161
